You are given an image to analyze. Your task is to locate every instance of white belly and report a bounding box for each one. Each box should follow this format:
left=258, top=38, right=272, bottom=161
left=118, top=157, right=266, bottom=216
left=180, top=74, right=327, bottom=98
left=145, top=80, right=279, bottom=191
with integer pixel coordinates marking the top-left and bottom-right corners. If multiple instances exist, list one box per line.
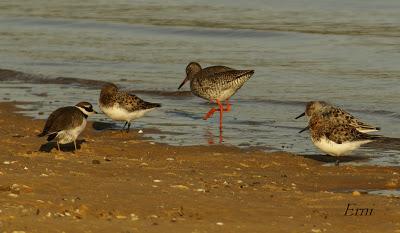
left=312, top=136, right=372, bottom=157
left=57, top=120, right=87, bottom=144
left=100, top=104, right=153, bottom=122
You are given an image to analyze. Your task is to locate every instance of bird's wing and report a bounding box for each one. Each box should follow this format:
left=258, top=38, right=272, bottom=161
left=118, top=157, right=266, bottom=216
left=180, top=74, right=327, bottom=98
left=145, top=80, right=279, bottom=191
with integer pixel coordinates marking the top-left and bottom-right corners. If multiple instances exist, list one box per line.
left=201, top=66, right=234, bottom=76
left=321, top=106, right=379, bottom=132
left=197, top=69, right=254, bottom=90
left=311, top=113, right=377, bottom=144
left=116, top=91, right=161, bottom=112
left=41, top=107, right=84, bottom=135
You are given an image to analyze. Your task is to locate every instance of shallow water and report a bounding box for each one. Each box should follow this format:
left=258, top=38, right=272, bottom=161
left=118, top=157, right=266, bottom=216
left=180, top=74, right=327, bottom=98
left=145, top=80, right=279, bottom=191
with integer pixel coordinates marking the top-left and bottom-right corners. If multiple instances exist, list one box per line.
left=0, top=0, right=399, bottom=166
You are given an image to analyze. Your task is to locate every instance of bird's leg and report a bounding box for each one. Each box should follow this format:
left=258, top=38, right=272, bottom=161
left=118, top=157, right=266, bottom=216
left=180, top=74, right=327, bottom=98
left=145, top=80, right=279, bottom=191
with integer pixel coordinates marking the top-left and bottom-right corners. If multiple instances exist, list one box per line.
left=127, top=122, right=131, bottom=133
left=74, top=140, right=77, bottom=151
left=121, top=121, right=128, bottom=131
left=203, top=99, right=217, bottom=120
left=216, top=100, right=224, bottom=131
left=57, top=141, right=61, bottom=151
left=224, top=99, right=231, bottom=112
left=335, top=160, right=340, bottom=167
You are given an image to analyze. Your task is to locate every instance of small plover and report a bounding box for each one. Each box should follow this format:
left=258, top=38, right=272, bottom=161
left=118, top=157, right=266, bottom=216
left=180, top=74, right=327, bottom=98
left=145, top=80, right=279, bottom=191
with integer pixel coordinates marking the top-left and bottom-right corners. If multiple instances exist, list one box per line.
left=178, top=62, right=254, bottom=130
left=38, top=102, right=97, bottom=151
left=295, top=101, right=380, bottom=133
left=99, top=82, right=161, bottom=132
left=298, top=104, right=381, bottom=157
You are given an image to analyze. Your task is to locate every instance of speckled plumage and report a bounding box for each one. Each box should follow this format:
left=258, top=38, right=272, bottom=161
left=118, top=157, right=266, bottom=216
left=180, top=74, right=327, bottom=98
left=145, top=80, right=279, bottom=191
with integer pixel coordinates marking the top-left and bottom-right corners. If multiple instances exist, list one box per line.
left=99, top=83, right=161, bottom=132
left=178, top=62, right=254, bottom=131
left=180, top=62, right=254, bottom=101
left=303, top=104, right=381, bottom=156
left=302, top=101, right=380, bottom=133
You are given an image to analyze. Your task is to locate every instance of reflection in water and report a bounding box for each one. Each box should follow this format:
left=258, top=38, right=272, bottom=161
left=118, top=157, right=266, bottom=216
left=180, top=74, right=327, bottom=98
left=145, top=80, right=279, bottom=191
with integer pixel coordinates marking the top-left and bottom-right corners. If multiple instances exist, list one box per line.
left=204, top=128, right=224, bottom=144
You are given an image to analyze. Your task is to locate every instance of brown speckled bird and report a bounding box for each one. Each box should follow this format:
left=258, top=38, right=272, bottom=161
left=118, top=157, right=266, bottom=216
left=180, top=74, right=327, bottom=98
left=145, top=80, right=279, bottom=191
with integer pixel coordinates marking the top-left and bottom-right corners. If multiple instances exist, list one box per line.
left=298, top=102, right=381, bottom=158
left=295, top=101, right=380, bottom=133
left=99, top=83, right=161, bottom=132
left=178, top=62, right=254, bottom=130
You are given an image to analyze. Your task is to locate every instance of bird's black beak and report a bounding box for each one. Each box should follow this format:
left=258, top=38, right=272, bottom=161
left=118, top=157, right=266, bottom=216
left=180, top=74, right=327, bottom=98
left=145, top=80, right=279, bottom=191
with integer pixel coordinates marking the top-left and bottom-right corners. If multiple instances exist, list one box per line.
left=298, top=125, right=310, bottom=133
left=178, top=76, right=189, bottom=90
left=295, top=112, right=306, bottom=119
left=93, top=110, right=98, bottom=114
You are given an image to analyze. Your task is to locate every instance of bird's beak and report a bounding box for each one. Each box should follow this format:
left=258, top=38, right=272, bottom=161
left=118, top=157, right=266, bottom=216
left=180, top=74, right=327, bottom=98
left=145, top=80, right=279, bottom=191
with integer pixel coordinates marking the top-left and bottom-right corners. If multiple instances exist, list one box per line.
left=298, top=125, right=310, bottom=133
left=93, top=110, right=98, bottom=114
left=178, top=76, right=189, bottom=90
left=295, top=112, right=306, bottom=119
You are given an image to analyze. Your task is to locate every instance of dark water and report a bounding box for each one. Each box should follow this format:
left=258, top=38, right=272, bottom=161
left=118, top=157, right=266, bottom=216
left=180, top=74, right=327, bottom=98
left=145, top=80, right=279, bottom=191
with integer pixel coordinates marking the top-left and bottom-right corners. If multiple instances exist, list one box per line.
left=0, top=0, right=399, bottom=166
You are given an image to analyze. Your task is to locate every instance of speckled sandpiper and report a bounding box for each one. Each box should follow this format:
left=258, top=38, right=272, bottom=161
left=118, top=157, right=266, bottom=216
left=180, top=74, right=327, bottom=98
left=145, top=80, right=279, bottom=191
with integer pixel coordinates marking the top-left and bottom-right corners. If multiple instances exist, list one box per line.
left=297, top=101, right=381, bottom=160
left=295, top=101, right=380, bottom=133
left=99, top=82, right=161, bottom=132
left=178, top=62, right=254, bottom=130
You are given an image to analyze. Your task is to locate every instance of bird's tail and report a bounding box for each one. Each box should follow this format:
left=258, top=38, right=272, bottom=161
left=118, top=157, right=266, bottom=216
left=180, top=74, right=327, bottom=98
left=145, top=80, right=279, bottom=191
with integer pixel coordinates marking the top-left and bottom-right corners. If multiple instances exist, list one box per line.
left=46, top=133, right=58, bottom=142
left=149, top=102, right=162, bottom=108
left=37, top=131, right=47, bottom=137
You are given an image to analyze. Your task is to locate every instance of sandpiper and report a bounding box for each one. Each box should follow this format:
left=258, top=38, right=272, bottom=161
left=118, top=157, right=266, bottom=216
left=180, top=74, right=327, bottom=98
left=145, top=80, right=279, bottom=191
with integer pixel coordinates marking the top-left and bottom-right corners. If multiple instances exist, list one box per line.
left=99, top=82, right=161, bottom=132
left=178, top=62, right=254, bottom=130
left=295, top=101, right=380, bottom=133
left=300, top=110, right=380, bottom=158
left=38, top=102, right=97, bottom=151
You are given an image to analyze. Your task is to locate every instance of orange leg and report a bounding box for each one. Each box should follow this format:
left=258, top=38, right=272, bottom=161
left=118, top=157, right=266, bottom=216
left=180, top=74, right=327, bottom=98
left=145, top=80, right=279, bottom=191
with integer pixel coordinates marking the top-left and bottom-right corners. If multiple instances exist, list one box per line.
left=216, top=100, right=224, bottom=131
left=203, top=99, right=216, bottom=120
left=224, top=99, right=231, bottom=112
left=203, top=107, right=217, bottom=120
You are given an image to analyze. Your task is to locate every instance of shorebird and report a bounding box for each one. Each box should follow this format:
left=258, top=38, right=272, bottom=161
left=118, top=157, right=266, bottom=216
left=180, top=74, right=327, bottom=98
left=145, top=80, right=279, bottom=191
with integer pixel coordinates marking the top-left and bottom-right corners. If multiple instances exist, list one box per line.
left=99, top=82, right=161, bottom=132
left=300, top=110, right=380, bottom=157
left=295, top=101, right=380, bottom=133
left=178, top=62, right=254, bottom=130
left=299, top=102, right=381, bottom=159
left=38, top=102, right=97, bottom=151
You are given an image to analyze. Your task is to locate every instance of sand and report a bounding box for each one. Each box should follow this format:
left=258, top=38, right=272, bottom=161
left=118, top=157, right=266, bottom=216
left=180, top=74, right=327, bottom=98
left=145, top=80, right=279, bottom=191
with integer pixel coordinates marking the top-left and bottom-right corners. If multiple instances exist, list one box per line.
left=0, top=102, right=399, bottom=233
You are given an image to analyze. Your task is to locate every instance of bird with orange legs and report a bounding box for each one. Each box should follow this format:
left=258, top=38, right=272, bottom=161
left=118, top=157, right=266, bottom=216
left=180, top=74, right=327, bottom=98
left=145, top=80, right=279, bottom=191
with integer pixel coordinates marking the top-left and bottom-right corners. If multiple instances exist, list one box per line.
left=178, top=62, right=254, bottom=131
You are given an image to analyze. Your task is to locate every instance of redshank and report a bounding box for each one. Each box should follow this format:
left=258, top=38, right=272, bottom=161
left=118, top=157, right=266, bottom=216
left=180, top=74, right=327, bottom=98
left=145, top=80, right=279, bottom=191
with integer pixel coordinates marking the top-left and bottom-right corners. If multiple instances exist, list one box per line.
left=178, top=62, right=254, bottom=130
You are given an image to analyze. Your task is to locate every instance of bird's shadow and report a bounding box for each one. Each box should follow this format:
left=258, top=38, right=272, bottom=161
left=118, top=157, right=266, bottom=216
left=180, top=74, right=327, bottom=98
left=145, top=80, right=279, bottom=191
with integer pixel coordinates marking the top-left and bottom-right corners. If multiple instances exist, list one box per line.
left=38, top=139, right=86, bottom=153
left=296, top=153, right=368, bottom=164
left=92, top=121, right=121, bottom=131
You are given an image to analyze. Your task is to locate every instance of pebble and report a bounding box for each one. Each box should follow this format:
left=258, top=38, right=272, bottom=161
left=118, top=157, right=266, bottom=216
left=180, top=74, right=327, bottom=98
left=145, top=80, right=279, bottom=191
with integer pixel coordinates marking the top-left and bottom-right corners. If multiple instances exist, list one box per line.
left=166, top=158, right=175, bottom=161
left=130, top=213, right=139, bottom=221
left=170, top=185, right=189, bottom=190
left=352, top=191, right=361, bottom=196
left=8, top=193, right=19, bottom=198
left=153, top=179, right=162, bottom=183
left=12, top=231, right=26, bottom=233
left=116, top=215, right=127, bottom=219
left=216, top=222, right=224, bottom=226
left=311, top=229, right=321, bottom=233
left=138, top=130, right=143, bottom=134
left=40, top=173, right=49, bottom=177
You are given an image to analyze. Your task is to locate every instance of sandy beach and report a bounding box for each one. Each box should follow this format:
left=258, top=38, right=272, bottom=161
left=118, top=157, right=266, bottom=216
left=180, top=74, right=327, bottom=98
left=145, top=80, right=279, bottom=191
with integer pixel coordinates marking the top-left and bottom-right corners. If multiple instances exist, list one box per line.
left=0, top=101, right=398, bottom=232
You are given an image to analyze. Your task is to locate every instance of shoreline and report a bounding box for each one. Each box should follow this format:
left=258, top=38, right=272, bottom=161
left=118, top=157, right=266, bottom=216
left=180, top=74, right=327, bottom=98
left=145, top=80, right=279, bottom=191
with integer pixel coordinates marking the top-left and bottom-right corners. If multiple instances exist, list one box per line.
left=0, top=101, right=399, bottom=232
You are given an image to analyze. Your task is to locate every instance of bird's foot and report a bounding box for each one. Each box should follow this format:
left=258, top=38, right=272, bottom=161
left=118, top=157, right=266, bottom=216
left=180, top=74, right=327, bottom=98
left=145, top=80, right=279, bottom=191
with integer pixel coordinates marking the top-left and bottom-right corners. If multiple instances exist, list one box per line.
left=203, top=108, right=217, bottom=120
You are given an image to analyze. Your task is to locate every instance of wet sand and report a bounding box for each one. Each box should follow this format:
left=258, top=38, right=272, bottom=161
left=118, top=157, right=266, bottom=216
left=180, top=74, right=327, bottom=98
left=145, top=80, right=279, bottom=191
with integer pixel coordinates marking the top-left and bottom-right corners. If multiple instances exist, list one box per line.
left=0, top=102, right=399, bottom=233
